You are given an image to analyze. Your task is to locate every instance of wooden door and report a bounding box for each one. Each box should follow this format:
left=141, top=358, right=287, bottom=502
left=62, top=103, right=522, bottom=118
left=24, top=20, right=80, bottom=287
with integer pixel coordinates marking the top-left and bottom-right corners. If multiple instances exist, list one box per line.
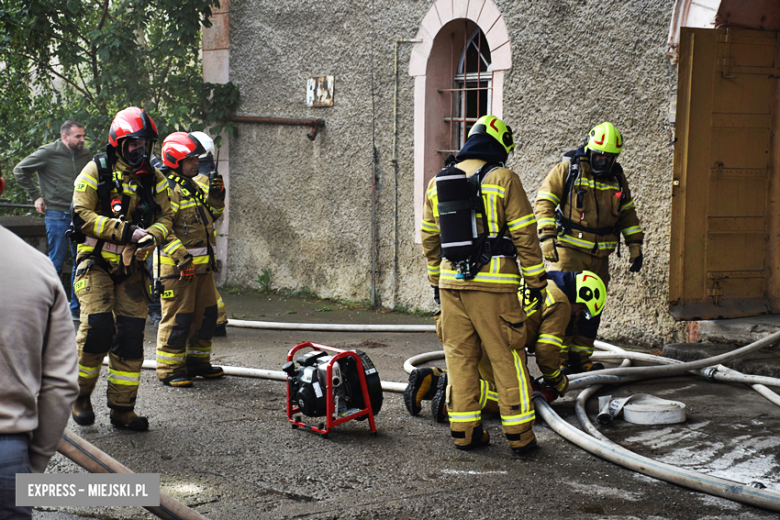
left=669, top=28, right=779, bottom=320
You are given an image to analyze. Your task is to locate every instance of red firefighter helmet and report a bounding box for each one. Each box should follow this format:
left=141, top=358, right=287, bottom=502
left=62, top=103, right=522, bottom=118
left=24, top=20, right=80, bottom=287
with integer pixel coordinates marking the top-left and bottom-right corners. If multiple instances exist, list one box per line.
left=162, top=132, right=206, bottom=170
left=108, top=107, right=158, bottom=147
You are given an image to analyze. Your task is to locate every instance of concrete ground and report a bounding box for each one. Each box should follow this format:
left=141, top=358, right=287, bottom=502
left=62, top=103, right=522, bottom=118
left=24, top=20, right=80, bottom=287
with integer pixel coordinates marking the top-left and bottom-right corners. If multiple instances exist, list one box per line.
left=34, top=291, right=780, bottom=520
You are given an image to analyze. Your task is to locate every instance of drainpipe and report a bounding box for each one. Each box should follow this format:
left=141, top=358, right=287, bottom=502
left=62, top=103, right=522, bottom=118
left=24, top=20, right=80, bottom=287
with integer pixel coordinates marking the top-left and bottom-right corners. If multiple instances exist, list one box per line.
left=391, top=38, right=422, bottom=308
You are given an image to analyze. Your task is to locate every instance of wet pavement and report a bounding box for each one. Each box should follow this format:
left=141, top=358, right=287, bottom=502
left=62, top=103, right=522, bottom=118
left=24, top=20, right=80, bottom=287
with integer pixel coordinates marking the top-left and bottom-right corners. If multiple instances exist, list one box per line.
left=34, top=291, right=780, bottom=519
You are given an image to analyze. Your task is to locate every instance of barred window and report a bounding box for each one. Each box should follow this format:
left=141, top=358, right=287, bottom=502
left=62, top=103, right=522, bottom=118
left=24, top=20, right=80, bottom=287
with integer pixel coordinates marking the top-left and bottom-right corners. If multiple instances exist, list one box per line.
left=443, top=28, right=492, bottom=154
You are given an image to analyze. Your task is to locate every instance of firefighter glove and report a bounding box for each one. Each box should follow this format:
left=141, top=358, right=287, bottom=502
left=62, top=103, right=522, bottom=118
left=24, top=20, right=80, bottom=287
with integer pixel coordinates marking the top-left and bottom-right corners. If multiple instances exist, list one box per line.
left=540, top=236, right=558, bottom=263
left=130, top=226, right=148, bottom=243
left=432, top=286, right=440, bottom=305
left=209, top=174, right=225, bottom=198
left=136, top=234, right=156, bottom=250
left=178, top=255, right=196, bottom=282
left=527, top=286, right=546, bottom=311
left=628, top=243, right=643, bottom=273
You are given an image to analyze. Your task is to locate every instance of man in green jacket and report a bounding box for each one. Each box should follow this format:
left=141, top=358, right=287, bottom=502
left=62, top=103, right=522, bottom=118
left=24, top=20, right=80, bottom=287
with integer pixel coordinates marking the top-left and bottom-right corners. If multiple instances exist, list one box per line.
left=14, top=120, right=92, bottom=320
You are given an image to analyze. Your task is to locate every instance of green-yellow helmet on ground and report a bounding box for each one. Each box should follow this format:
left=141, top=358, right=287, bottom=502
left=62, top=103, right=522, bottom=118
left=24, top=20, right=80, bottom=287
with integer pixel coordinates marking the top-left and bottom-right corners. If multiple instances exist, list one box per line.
left=576, top=271, right=607, bottom=320
left=584, top=122, right=623, bottom=155
left=468, top=115, right=515, bottom=154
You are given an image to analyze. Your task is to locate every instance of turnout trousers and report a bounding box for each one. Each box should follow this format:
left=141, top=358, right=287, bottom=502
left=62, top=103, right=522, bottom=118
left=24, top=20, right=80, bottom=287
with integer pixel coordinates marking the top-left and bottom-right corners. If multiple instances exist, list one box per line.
left=440, top=289, right=536, bottom=450
left=74, top=259, right=148, bottom=411
left=217, top=292, right=227, bottom=325
left=156, top=266, right=219, bottom=380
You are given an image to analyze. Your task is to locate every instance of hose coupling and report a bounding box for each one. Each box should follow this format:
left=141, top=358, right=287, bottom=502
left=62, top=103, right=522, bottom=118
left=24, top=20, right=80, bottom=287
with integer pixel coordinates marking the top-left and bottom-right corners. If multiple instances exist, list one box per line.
left=700, top=366, right=719, bottom=382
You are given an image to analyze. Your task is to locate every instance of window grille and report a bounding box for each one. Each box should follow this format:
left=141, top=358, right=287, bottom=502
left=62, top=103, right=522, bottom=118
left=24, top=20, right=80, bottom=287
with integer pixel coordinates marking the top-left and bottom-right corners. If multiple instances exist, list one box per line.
left=439, top=27, right=492, bottom=155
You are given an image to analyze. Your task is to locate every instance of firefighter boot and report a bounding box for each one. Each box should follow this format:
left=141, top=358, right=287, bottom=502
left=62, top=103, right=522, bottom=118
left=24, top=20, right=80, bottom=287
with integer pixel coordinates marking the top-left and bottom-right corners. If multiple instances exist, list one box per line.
left=188, top=365, right=225, bottom=379
left=454, top=424, right=490, bottom=451
left=430, top=372, right=449, bottom=423
left=511, top=439, right=539, bottom=456
left=71, top=394, right=95, bottom=426
left=561, top=361, right=604, bottom=375
left=213, top=323, right=227, bottom=337
left=110, top=410, right=149, bottom=431
left=162, top=373, right=194, bottom=388
left=404, top=367, right=446, bottom=416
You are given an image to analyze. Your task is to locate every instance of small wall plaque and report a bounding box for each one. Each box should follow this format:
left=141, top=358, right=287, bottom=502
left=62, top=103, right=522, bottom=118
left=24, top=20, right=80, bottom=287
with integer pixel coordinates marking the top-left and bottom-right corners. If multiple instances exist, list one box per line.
left=307, top=76, right=334, bottom=107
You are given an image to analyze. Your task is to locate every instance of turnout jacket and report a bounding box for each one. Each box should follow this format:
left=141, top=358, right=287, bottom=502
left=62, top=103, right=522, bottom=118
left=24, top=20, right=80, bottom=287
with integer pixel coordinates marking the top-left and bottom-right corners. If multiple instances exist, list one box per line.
left=158, top=172, right=224, bottom=273
left=547, top=270, right=599, bottom=357
left=72, top=156, right=174, bottom=270
left=535, top=154, right=644, bottom=257
left=522, top=279, right=570, bottom=357
left=422, top=158, right=547, bottom=293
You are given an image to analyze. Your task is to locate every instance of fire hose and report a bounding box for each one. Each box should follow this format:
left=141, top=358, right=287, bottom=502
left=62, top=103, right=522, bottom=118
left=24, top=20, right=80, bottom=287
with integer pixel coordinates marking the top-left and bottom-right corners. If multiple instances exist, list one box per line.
left=57, top=429, right=208, bottom=520
left=72, top=322, right=780, bottom=515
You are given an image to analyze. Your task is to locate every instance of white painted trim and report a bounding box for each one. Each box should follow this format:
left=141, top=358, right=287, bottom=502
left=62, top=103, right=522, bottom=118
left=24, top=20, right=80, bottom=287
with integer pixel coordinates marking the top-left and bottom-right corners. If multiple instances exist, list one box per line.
left=667, top=0, right=720, bottom=62
left=414, top=75, right=427, bottom=244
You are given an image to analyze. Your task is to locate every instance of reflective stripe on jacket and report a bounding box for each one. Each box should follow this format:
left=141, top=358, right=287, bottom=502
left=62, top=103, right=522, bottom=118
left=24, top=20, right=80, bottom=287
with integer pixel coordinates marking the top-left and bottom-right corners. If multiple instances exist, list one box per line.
left=158, top=174, right=224, bottom=272
left=421, top=158, right=547, bottom=293
left=534, top=158, right=644, bottom=258
left=522, top=279, right=571, bottom=380
left=73, top=157, right=174, bottom=269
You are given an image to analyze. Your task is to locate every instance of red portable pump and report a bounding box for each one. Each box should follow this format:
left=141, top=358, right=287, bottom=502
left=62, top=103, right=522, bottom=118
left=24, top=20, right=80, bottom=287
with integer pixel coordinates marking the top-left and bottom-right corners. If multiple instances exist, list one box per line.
left=283, top=342, right=383, bottom=438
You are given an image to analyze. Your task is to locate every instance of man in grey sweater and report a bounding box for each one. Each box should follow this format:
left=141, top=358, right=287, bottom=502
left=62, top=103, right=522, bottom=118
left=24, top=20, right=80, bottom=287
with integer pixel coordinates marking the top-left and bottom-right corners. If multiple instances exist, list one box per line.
left=0, top=166, right=79, bottom=520
left=13, top=120, right=92, bottom=320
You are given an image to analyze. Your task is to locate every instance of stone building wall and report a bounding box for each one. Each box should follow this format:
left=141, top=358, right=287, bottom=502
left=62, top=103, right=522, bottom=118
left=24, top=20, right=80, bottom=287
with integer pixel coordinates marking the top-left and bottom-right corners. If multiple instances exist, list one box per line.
left=227, top=0, right=681, bottom=346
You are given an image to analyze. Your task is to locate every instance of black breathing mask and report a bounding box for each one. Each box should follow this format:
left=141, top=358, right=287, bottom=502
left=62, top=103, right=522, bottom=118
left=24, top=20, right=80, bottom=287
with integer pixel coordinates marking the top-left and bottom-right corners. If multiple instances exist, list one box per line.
left=589, top=151, right=617, bottom=177
left=122, top=139, right=153, bottom=171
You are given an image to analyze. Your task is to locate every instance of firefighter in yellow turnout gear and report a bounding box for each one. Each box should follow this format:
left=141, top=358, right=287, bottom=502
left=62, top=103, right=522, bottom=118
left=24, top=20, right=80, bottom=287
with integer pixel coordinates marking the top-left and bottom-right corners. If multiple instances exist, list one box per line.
left=408, top=271, right=607, bottom=421
left=421, top=115, right=547, bottom=455
left=71, top=107, right=174, bottom=431
left=188, top=131, right=229, bottom=339
left=535, top=122, right=643, bottom=373
left=478, top=270, right=607, bottom=412
left=155, top=132, right=226, bottom=387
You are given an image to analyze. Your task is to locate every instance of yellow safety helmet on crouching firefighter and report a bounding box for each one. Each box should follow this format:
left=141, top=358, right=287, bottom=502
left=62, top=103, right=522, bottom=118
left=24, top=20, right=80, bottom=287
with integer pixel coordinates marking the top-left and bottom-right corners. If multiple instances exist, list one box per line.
left=576, top=271, right=607, bottom=320
left=468, top=115, right=515, bottom=155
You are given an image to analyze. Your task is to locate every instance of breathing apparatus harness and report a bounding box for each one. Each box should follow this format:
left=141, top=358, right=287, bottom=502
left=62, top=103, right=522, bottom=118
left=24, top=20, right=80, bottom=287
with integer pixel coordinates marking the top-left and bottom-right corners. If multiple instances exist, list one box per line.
left=436, top=155, right=516, bottom=280
left=164, top=172, right=220, bottom=273
left=556, top=149, right=627, bottom=256
left=67, top=148, right=161, bottom=301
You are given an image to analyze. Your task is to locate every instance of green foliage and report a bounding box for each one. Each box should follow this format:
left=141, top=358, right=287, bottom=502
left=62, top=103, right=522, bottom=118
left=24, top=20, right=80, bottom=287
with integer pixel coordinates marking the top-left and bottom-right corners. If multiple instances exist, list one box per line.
left=224, top=285, right=243, bottom=295
left=0, top=0, right=239, bottom=185
left=338, top=300, right=371, bottom=310
left=315, top=306, right=332, bottom=312
left=256, top=269, right=273, bottom=294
